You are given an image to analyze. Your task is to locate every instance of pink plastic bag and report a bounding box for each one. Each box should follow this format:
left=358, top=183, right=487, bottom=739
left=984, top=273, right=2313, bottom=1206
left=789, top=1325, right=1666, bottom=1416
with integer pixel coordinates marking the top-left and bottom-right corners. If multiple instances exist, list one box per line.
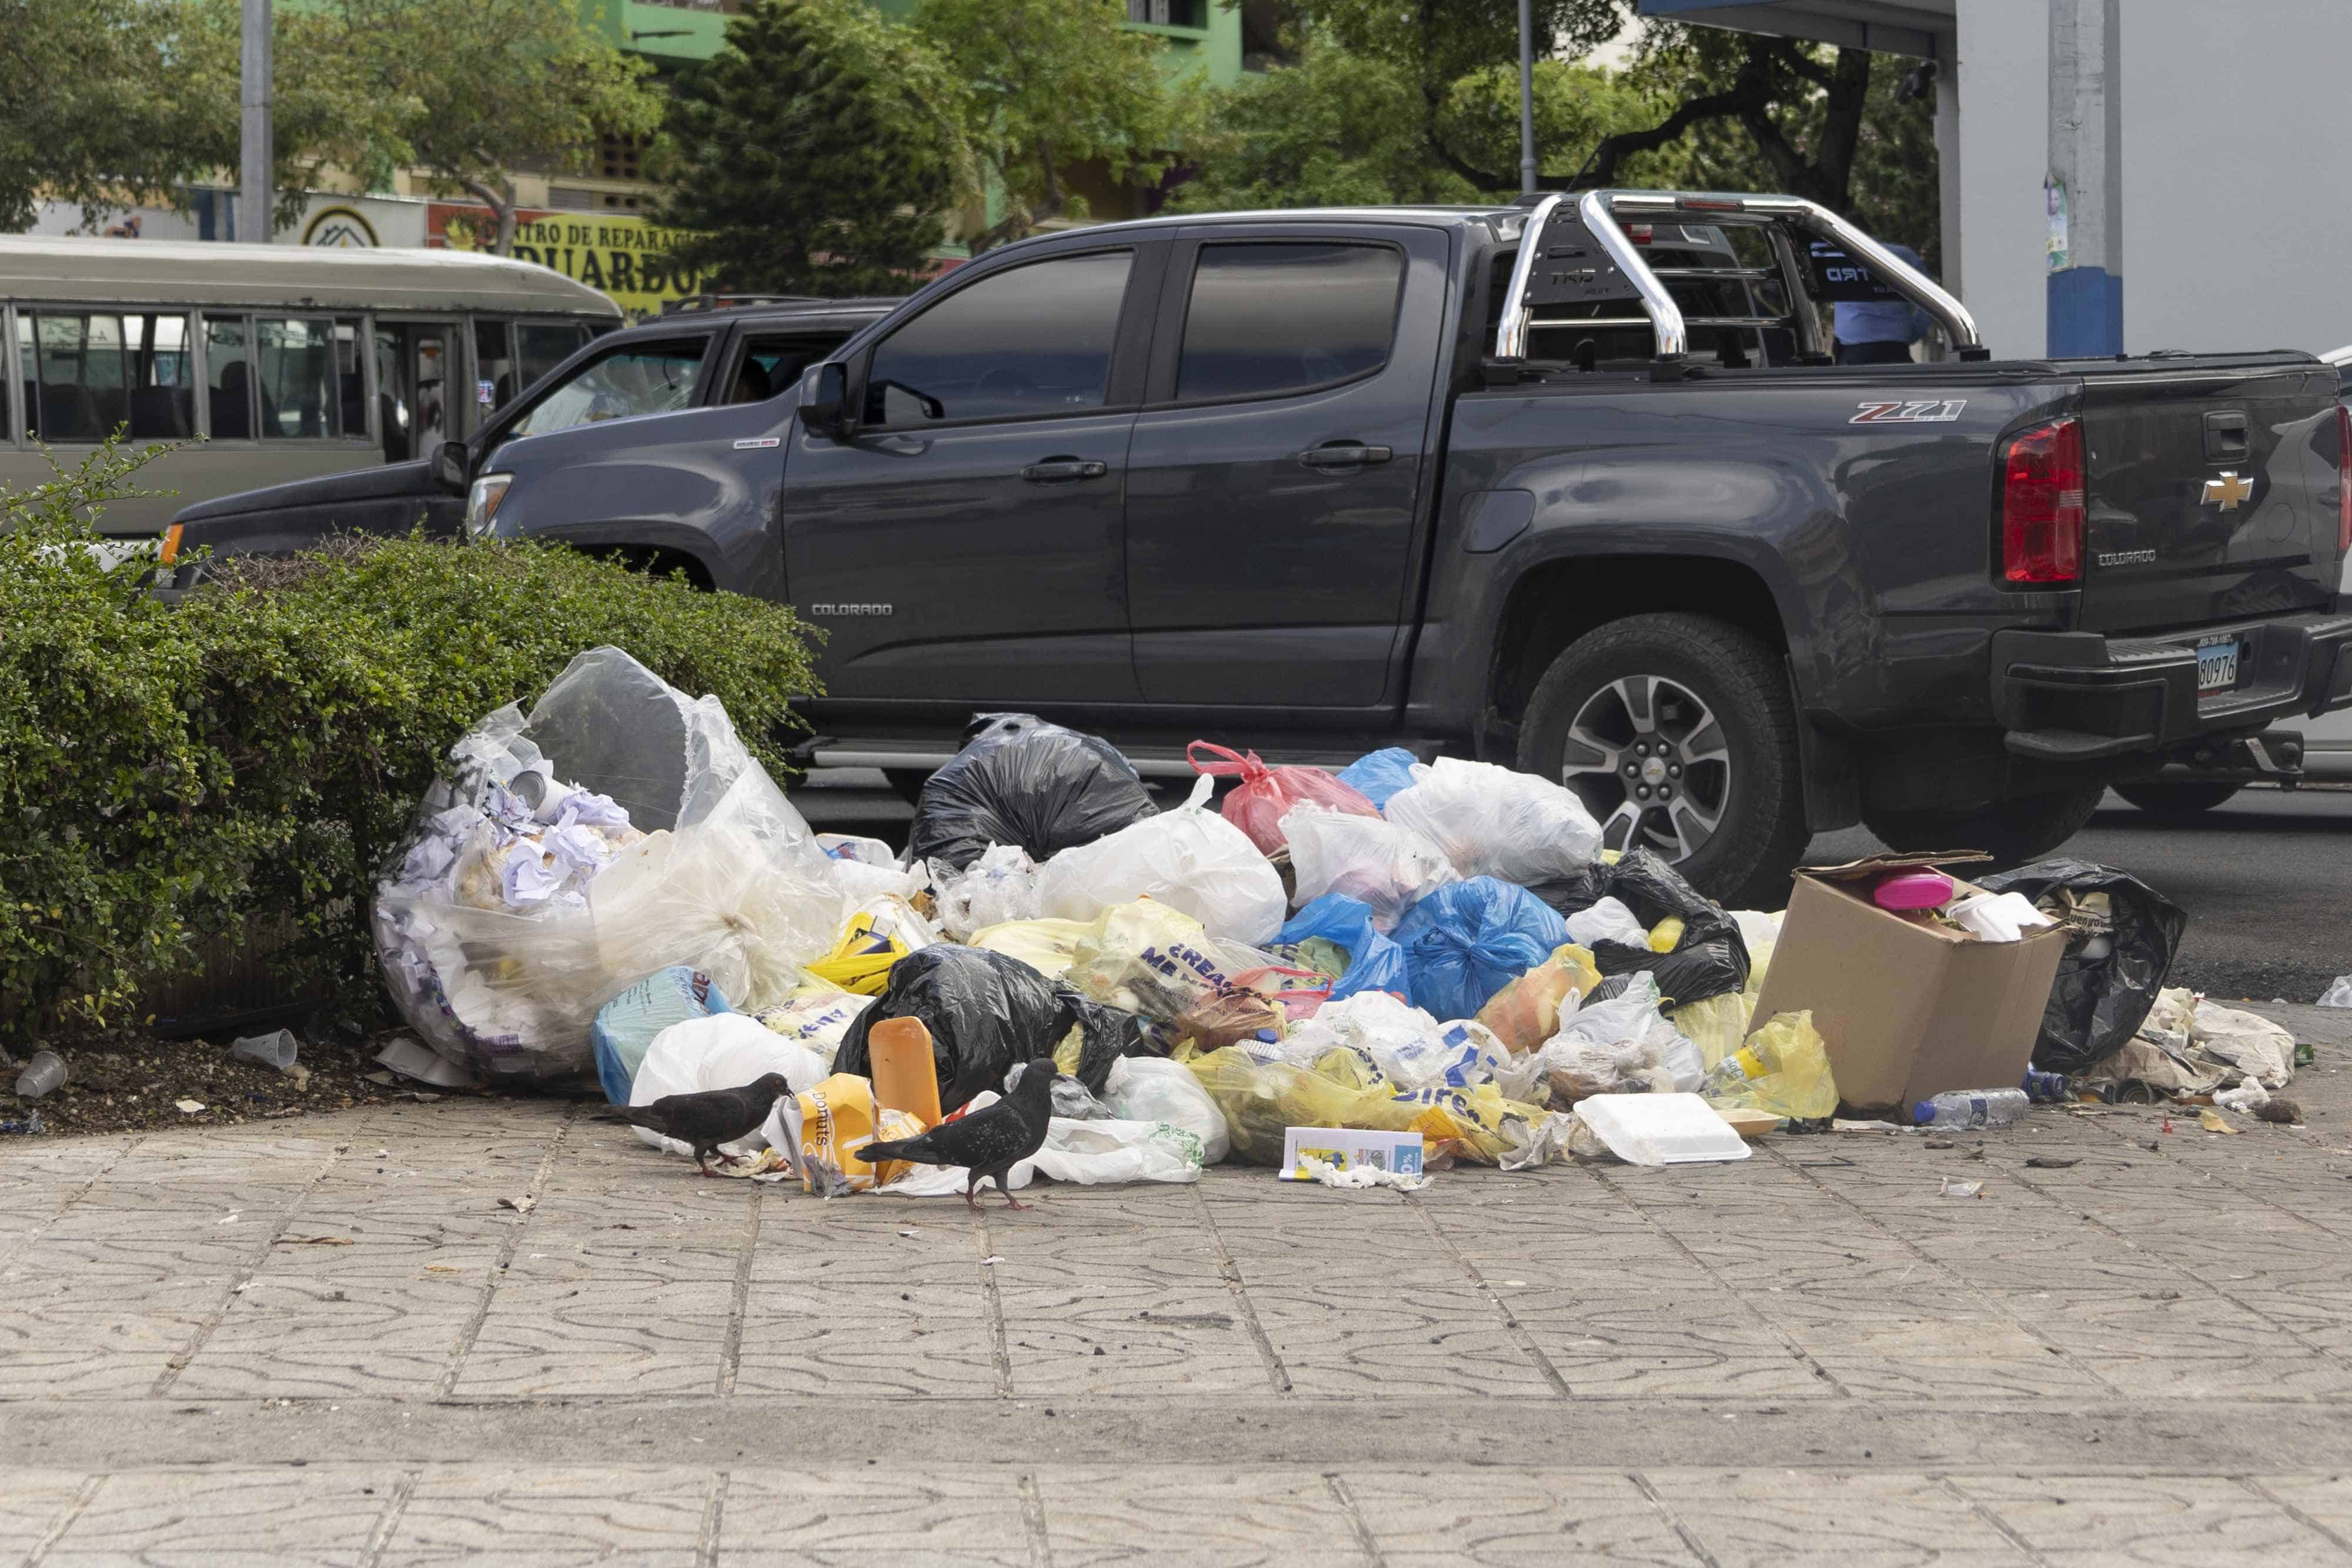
left=1186, top=742, right=1379, bottom=854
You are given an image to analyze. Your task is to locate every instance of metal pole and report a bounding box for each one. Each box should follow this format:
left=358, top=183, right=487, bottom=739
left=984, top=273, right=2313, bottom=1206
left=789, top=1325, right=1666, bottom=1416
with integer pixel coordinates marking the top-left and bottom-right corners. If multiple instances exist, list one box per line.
left=239, top=0, right=272, bottom=243
left=1517, top=0, right=1537, bottom=196
left=2046, top=0, right=2122, bottom=355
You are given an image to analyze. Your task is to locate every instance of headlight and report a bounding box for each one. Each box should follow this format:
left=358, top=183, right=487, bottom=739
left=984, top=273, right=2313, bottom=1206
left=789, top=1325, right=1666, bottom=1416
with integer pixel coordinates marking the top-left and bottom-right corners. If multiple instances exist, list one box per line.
left=465, top=473, right=513, bottom=539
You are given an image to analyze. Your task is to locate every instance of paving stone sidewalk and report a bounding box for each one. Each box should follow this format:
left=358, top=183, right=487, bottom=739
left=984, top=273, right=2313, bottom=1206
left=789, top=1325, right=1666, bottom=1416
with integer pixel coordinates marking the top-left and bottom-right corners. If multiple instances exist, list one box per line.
left=5, top=1002, right=2352, bottom=1565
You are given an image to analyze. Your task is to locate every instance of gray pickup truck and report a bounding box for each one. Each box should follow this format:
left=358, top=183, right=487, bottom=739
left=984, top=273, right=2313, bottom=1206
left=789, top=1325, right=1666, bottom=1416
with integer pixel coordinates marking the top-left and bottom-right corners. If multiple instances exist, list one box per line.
left=181, top=190, right=2352, bottom=905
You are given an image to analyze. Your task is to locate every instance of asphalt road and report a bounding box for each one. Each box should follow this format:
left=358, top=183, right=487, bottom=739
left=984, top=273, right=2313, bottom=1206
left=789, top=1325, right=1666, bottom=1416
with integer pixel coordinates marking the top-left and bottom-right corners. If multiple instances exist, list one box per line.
left=793, top=770, right=2352, bottom=1005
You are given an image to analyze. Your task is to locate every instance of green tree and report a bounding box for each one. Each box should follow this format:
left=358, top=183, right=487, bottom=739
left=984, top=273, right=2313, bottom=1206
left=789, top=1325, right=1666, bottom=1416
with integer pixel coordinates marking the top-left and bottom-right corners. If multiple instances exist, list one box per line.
left=326, top=0, right=664, bottom=256
left=915, top=0, right=1202, bottom=250
left=651, top=0, right=968, bottom=295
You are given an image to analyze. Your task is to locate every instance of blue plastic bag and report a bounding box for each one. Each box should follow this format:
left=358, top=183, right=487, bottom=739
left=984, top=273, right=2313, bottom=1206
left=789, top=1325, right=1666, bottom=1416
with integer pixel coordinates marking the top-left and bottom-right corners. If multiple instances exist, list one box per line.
left=1275, top=894, right=1410, bottom=1003
left=591, top=967, right=731, bottom=1104
left=1391, top=877, right=1570, bottom=1022
left=1336, top=747, right=1421, bottom=812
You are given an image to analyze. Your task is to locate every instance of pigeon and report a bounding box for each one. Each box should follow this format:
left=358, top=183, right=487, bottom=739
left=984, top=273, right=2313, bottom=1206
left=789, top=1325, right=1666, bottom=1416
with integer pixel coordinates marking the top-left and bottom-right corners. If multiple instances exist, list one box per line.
left=596, top=1073, right=793, bottom=1177
left=857, top=1059, right=1060, bottom=1211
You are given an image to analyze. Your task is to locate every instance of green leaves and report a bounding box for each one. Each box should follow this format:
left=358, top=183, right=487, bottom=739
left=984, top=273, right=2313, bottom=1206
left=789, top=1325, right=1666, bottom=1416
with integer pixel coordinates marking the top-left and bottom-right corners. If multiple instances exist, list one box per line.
left=0, top=440, right=817, bottom=1041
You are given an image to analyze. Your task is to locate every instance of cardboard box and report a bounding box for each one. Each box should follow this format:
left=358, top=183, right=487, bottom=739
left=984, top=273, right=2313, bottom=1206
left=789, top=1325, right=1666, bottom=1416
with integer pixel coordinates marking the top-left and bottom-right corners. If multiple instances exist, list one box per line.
left=1749, top=852, right=2067, bottom=1115
left=1278, top=1127, right=1425, bottom=1181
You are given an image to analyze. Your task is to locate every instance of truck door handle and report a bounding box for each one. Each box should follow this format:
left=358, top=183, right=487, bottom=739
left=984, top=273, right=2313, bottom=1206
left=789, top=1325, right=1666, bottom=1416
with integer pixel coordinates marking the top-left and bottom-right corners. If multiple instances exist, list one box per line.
left=1298, top=443, right=1392, bottom=469
left=2203, top=410, right=2249, bottom=462
left=1020, top=457, right=1108, bottom=483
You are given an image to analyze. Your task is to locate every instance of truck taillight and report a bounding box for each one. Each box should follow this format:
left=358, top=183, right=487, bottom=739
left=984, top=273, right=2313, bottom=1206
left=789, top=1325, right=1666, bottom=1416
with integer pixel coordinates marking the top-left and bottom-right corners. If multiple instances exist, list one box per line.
left=2337, top=404, right=2350, bottom=554
left=2002, top=417, right=2084, bottom=584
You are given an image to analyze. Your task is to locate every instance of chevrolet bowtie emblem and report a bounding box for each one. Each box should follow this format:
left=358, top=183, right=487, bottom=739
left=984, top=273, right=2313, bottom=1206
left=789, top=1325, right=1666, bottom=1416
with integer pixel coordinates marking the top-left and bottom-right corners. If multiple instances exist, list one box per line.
left=2201, top=471, right=2253, bottom=510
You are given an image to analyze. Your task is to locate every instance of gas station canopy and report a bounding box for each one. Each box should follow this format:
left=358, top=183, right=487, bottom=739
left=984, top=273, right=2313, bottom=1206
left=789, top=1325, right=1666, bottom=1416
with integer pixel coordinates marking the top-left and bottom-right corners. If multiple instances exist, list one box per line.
left=1633, top=0, right=1954, bottom=60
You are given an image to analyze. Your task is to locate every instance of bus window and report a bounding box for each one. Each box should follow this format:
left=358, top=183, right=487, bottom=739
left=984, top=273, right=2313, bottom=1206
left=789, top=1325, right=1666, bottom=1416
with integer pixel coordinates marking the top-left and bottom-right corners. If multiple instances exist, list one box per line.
left=474, top=319, right=516, bottom=415
left=516, top=321, right=590, bottom=394
left=255, top=317, right=340, bottom=438
left=335, top=318, right=366, bottom=437
left=205, top=316, right=253, bottom=439
left=19, top=311, right=194, bottom=442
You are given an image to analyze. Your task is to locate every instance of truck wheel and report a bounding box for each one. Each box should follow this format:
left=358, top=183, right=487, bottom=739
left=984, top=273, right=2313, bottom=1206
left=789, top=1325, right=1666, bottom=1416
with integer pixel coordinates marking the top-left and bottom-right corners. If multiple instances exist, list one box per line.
left=1860, top=783, right=2106, bottom=865
left=2113, top=780, right=2243, bottom=818
left=1517, top=612, right=1809, bottom=910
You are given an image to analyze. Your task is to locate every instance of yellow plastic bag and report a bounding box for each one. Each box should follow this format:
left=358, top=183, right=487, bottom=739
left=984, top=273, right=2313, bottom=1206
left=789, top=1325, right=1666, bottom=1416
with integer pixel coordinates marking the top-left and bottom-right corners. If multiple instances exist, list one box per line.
left=1646, top=917, right=1684, bottom=954
left=1064, top=900, right=1239, bottom=1020
left=1670, top=990, right=1755, bottom=1074
left=970, top=917, right=1094, bottom=981
left=791, top=1073, right=925, bottom=1195
left=1703, top=1009, right=1836, bottom=1121
left=1185, top=1044, right=1546, bottom=1166
left=805, top=912, right=908, bottom=995
left=1476, top=944, right=1602, bottom=1054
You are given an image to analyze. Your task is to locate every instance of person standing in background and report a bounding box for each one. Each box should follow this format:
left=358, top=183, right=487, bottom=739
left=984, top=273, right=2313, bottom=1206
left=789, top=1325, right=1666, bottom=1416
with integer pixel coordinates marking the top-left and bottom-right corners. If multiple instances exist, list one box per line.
left=1835, top=242, right=1934, bottom=365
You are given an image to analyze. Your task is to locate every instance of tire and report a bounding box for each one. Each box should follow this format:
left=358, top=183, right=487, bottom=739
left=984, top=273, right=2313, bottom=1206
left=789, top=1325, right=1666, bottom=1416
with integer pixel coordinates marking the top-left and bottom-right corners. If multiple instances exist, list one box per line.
left=1516, top=611, right=1810, bottom=910
left=2113, top=779, right=2244, bottom=818
left=1860, top=782, right=2106, bottom=865
left=884, top=768, right=932, bottom=808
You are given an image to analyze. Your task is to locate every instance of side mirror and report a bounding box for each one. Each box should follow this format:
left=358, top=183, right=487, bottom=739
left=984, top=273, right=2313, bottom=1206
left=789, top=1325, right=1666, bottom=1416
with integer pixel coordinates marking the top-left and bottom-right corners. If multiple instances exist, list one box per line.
left=797, top=362, right=850, bottom=440
left=431, top=439, right=469, bottom=493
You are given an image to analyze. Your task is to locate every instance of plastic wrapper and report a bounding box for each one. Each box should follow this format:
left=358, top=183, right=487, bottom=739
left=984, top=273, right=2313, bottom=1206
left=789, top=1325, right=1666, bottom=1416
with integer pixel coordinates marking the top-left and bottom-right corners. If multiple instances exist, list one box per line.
left=1476, top=944, right=1602, bottom=1055
left=906, top=713, right=1156, bottom=874
left=627, top=1012, right=832, bottom=1158
left=1102, top=1055, right=1231, bottom=1163
left=804, top=902, right=931, bottom=995
left=1532, top=973, right=1703, bottom=1104
left=1564, top=897, right=1648, bottom=950
left=373, top=647, right=841, bottom=1084
left=1280, top=804, right=1458, bottom=931
left=1390, top=877, right=1571, bottom=1023
left=1269, top=991, right=1523, bottom=1096
left=779, top=1073, right=926, bottom=1195
left=591, top=966, right=730, bottom=1105
left=1335, top=746, right=1422, bottom=811
left=1063, top=901, right=1252, bottom=1022
left=1976, top=858, right=2187, bottom=1074
left=832, top=943, right=1142, bottom=1114
left=754, top=990, right=873, bottom=1065
left=970, top=917, right=1093, bottom=981
left=928, top=844, right=1043, bottom=940
left=1185, top=741, right=1379, bottom=853
left=1036, top=775, right=1288, bottom=945
left=1274, top=895, right=1411, bottom=1004
left=1185, top=1042, right=1546, bottom=1166
left=1700, top=1009, right=1838, bottom=1121
left=1382, top=757, right=1603, bottom=885
left=876, top=1091, right=1207, bottom=1195
left=1531, top=847, right=1751, bottom=1009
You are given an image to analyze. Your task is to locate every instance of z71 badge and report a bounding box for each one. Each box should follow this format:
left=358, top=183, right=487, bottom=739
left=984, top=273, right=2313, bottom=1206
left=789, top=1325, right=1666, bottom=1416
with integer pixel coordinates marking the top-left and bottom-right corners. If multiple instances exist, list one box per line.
left=1850, top=399, right=1966, bottom=424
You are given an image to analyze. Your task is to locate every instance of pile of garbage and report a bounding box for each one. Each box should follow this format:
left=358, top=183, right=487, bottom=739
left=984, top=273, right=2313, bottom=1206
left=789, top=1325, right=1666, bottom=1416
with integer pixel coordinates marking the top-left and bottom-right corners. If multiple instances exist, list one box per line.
left=370, top=652, right=2308, bottom=1195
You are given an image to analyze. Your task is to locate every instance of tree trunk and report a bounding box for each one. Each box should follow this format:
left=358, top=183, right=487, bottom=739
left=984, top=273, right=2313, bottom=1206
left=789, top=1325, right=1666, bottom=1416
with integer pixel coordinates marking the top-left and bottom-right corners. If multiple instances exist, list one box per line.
left=1033, top=138, right=1064, bottom=223
left=459, top=176, right=519, bottom=256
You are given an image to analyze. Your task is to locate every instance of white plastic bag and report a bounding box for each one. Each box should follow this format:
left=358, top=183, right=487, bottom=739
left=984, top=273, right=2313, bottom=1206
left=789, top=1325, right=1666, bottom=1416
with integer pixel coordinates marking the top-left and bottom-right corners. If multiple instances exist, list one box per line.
left=1383, top=757, right=1602, bottom=885
left=876, top=1096, right=1205, bottom=1196
left=929, top=844, right=1044, bottom=940
left=1035, top=775, right=1288, bottom=945
left=1102, top=1055, right=1231, bottom=1163
left=374, top=648, right=842, bottom=1084
left=2320, top=975, right=2352, bottom=1009
left=628, top=1013, right=831, bottom=1158
left=753, top=991, right=875, bottom=1065
left=1564, top=896, right=1648, bottom=950
left=1280, top=804, right=1458, bottom=930
left=1272, top=991, right=1519, bottom=1096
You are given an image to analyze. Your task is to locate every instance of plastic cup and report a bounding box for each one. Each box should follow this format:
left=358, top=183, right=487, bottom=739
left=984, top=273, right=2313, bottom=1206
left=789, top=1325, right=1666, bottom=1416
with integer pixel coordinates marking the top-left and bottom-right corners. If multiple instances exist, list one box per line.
left=14, top=1051, right=66, bottom=1099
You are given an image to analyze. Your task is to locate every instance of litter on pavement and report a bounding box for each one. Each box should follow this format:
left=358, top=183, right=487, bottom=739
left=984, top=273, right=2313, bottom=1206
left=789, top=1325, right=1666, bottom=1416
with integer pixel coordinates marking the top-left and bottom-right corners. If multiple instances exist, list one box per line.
left=360, top=663, right=2318, bottom=1200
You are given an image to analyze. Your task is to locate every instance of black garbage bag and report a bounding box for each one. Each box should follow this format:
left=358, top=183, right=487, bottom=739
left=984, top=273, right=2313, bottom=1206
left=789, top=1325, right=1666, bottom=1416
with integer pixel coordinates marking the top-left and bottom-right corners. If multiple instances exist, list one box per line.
left=1976, top=858, right=2187, bottom=1074
left=906, top=713, right=1157, bottom=873
left=833, top=944, right=1146, bottom=1114
left=1526, top=847, right=1751, bottom=1008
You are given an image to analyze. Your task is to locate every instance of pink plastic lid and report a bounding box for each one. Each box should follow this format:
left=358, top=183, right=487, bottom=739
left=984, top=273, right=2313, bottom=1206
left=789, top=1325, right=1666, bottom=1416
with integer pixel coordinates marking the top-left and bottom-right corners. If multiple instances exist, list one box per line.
left=1872, top=869, right=1956, bottom=910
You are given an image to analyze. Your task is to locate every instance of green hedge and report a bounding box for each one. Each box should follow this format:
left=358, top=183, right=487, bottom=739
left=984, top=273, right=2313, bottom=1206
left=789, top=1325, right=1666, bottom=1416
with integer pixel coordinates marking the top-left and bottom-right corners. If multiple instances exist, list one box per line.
left=0, top=439, right=819, bottom=1039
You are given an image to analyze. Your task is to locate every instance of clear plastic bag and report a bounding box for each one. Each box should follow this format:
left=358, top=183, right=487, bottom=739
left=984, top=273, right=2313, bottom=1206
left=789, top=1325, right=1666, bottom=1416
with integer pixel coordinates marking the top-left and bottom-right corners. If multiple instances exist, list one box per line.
left=1187, top=1042, right=1545, bottom=1167
left=1063, top=900, right=1247, bottom=1022
left=929, top=844, right=1043, bottom=941
left=1280, top=804, right=1458, bottom=931
left=373, top=648, right=841, bottom=1085
left=969, top=917, right=1094, bottom=981
left=1187, top=741, right=1379, bottom=853
left=1532, top=972, right=1703, bottom=1104
left=1102, top=1055, right=1231, bottom=1164
left=1383, top=757, right=1602, bottom=885
left=1035, top=775, right=1288, bottom=945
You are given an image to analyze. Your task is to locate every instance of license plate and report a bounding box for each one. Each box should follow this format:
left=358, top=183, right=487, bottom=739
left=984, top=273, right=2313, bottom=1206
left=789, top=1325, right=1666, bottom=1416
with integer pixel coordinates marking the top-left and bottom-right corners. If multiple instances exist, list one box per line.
left=2196, top=635, right=2242, bottom=692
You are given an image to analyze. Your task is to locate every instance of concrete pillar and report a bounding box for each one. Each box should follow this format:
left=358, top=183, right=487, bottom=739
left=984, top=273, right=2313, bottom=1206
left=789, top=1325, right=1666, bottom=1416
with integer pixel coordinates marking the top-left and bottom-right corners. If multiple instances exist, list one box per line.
left=2046, top=0, right=2122, bottom=356
left=240, top=0, right=272, bottom=243
left=1933, top=33, right=1960, bottom=301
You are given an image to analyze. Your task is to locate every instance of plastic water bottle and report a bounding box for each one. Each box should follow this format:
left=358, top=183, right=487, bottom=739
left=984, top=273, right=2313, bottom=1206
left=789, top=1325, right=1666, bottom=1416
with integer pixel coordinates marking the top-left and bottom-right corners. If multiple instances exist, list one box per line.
left=1702, top=1035, right=1782, bottom=1094
left=1913, top=1088, right=2029, bottom=1130
left=2019, top=1068, right=2071, bottom=1104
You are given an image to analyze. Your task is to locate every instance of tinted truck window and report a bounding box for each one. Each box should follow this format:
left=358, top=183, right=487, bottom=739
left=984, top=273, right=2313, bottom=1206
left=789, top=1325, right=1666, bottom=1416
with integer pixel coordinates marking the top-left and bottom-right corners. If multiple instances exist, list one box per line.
left=862, top=250, right=1131, bottom=426
left=1177, top=243, right=1403, bottom=402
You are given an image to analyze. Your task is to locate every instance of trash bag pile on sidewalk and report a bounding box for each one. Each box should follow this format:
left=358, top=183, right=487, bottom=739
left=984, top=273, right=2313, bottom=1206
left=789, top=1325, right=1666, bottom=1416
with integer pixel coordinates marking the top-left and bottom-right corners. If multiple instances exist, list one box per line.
left=375, top=669, right=2307, bottom=1191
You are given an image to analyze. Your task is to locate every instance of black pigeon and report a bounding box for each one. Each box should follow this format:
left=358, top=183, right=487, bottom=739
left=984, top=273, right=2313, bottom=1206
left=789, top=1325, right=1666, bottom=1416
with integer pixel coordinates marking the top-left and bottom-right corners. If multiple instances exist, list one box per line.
left=596, top=1073, right=792, bottom=1177
left=857, top=1059, right=1059, bottom=1211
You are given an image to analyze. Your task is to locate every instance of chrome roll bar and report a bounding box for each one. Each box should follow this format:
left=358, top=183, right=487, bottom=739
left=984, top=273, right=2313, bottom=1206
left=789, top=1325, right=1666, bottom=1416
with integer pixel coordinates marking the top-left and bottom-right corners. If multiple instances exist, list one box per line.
left=1492, top=188, right=1985, bottom=364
